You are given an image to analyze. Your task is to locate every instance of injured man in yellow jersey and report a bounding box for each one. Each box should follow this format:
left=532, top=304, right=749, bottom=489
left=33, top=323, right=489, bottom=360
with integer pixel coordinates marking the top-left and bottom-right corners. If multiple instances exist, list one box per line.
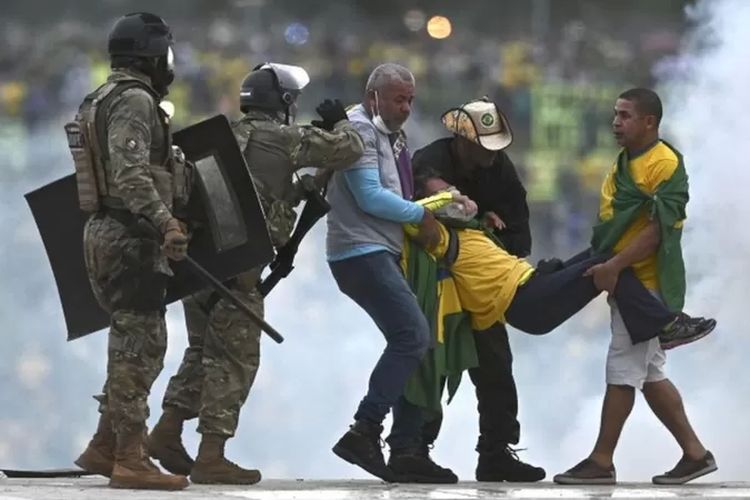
left=405, top=186, right=715, bottom=347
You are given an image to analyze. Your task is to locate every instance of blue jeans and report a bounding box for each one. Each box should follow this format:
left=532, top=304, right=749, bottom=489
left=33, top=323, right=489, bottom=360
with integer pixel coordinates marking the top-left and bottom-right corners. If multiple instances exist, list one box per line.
left=329, top=250, right=430, bottom=449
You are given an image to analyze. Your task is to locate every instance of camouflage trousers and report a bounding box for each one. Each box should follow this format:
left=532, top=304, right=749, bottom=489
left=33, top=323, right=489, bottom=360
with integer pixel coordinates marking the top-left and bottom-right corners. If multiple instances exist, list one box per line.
left=161, top=267, right=263, bottom=437
left=83, top=213, right=172, bottom=434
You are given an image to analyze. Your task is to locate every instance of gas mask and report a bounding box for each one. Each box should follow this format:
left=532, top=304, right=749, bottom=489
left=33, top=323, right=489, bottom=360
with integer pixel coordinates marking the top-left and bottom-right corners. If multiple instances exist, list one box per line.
left=152, top=46, right=175, bottom=98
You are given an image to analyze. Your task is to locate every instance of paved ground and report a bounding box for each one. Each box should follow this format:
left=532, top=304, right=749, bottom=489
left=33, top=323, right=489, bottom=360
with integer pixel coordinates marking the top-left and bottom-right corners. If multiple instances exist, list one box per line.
left=2, top=478, right=750, bottom=499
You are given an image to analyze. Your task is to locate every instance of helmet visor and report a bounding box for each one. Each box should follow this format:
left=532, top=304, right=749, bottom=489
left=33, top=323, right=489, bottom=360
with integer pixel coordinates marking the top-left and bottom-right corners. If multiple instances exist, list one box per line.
left=256, top=62, right=310, bottom=91
left=166, top=46, right=175, bottom=72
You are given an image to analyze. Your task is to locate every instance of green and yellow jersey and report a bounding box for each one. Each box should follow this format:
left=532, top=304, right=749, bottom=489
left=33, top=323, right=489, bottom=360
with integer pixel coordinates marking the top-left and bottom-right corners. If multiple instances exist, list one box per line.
left=405, top=192, right=534, bottom=330
left=598, top=141, right=685, bottom=290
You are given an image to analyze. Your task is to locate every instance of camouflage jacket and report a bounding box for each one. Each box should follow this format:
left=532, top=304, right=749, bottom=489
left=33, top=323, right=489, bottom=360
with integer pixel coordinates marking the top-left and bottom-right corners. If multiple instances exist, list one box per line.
left=103, top=68, right=174, bottom=231
left=232, top=110, right=364, bottom=247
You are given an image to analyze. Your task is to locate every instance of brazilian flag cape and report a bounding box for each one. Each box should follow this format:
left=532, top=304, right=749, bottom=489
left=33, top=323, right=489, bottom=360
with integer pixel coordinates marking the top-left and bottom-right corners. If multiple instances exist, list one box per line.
left=590, top=141, right=689, bottom=311
left=401, top=238, right=478, bottom=414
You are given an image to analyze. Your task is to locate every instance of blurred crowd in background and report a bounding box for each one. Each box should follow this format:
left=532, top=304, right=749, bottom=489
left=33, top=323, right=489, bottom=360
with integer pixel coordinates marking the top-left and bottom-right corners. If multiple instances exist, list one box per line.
left=7, top=0, right=748, bottom=480
left=1, top=0, right=692, bottom=259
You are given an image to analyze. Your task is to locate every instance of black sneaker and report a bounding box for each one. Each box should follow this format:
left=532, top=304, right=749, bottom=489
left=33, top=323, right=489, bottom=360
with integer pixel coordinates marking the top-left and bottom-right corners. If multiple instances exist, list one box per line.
left=553, top=458, right=616, bottom=485
left=659, top=314, right=717, bottom=350
left=476, top=446, right=546, bottom=482
left=652, top=450, right=717, bottom=485
left=388, top=446, right=458, bottom=484
left=332, top=420, right=394, bottom=482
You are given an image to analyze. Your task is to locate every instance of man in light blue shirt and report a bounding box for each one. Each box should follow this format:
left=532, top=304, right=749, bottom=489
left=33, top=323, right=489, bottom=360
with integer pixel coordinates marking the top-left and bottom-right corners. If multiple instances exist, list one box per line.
left=326, top=63, right=456, bottom=483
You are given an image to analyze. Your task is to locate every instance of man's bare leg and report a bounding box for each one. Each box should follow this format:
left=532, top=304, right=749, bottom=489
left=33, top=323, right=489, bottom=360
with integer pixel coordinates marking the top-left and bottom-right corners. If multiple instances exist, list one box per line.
left=642, top=379, right=706, bottom=460
left=588, top=384, right=635, bottom=467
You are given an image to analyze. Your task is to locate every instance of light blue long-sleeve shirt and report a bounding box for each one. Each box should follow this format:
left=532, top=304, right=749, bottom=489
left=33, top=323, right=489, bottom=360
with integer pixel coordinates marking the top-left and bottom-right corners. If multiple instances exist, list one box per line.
left=326, top=104, right=421, bottom=262
left=344, top=168, right=424, bottom=223
left=327, top=168, right=424, bottom=261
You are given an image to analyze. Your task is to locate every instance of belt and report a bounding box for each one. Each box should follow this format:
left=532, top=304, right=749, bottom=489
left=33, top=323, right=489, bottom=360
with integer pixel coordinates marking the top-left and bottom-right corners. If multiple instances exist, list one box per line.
left=100, top=206, right=138, bottom=226
left=99, top=207, right=160, bottom=241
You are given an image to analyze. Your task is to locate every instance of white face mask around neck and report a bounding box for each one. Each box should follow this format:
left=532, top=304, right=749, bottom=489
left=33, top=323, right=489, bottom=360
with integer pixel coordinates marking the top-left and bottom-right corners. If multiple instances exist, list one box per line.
left=371, top=90, right=399, bottom=134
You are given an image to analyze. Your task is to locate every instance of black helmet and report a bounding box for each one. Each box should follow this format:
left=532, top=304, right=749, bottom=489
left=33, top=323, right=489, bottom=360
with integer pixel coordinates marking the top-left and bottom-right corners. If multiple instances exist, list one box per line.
left=108, top=12, right=175, bottom=96
left=108, top=12, right=173, bottom=59
left=239, top=62, right=310, bottom=115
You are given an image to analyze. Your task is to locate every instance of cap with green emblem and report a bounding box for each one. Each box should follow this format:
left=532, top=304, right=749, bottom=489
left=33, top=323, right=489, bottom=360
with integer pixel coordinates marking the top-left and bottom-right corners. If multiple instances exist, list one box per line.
left=441, top=97, right=513, bottom=151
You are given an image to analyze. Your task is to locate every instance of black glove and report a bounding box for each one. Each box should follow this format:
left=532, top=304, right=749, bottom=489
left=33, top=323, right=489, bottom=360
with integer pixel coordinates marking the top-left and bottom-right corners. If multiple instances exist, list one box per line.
left=311, top=98, right=347, bottom=131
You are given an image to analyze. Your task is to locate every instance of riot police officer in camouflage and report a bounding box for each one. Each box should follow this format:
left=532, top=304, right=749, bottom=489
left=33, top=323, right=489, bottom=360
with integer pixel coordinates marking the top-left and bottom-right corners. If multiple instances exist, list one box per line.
left=72, top=12, right=190, bottom=491
left=147, top=62, right=364, bottom=484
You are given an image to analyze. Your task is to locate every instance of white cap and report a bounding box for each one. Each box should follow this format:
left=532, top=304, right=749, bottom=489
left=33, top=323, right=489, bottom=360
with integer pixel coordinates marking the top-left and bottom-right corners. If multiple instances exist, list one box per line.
left=441, top=98, right=513, bottom=151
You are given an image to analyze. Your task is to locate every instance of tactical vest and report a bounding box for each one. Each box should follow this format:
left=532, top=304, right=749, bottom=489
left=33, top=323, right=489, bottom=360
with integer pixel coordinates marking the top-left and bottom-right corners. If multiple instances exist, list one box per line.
left=65, top=74, right=189, bottom=213
left=235, top=116, right=299, bottom=247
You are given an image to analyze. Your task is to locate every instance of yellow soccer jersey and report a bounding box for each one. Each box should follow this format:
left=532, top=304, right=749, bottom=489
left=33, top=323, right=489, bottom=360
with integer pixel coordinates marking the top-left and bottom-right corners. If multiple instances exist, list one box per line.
left=406, top=192, right=534, bottom=329
left=449, top=228, right=534, bottom=330
left=598, top=141, right=684, bottom=289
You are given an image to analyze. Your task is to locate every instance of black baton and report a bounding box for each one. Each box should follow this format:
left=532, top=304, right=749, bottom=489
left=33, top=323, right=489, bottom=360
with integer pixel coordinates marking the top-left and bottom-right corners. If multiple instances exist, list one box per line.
left=182, top=255, right=284, bottom=344
left=139, top=217, right=284, bottom=344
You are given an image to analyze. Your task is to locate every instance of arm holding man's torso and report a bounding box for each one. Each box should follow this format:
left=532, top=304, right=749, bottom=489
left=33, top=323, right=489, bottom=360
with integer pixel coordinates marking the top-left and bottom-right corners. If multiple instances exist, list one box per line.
left=342, top=117, right=424, bottom=224
left=590, top=143, right=685, bottom=293
left=325, top=106, right=439, bottom=258
left=479, top=152, right=531, bottom=257
left=412, top=140, right=531, bottom=257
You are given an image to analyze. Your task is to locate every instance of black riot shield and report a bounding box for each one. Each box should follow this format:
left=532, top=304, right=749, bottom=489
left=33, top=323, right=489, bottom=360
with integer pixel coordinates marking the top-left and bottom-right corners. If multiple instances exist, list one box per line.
left=26, top=114, right=273, bottom=340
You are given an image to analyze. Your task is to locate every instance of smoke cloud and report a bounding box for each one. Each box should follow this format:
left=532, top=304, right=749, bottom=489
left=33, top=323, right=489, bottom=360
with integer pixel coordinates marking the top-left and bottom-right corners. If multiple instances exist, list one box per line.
left=0, top=0, right=746, bottom=484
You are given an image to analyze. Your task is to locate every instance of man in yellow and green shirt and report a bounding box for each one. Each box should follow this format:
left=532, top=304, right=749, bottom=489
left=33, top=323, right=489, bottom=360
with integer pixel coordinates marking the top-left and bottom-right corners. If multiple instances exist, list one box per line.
left=554, top=88, right=717, bottom=486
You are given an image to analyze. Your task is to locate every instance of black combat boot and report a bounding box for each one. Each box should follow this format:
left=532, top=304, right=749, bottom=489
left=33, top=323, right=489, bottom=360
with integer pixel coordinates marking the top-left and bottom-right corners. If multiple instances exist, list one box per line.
left=476, top=444, right=546, bottom=482
left=332, top=420, right=394, bottom=481
left=388, top=445, right=458, bottom=484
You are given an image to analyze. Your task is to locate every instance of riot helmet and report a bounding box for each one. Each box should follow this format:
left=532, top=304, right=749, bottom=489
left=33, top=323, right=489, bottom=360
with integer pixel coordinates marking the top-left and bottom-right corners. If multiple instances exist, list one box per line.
left=108, top=12, right=175, bottom=97
left=239, top=63, right=310, bottom=124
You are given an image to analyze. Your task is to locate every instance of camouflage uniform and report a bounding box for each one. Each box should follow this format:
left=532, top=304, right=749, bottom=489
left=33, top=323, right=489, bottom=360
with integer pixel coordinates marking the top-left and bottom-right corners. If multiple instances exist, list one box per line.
left=84, top=68, right=180, bottom=435
left=161, top=109, right=364, bottom=437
